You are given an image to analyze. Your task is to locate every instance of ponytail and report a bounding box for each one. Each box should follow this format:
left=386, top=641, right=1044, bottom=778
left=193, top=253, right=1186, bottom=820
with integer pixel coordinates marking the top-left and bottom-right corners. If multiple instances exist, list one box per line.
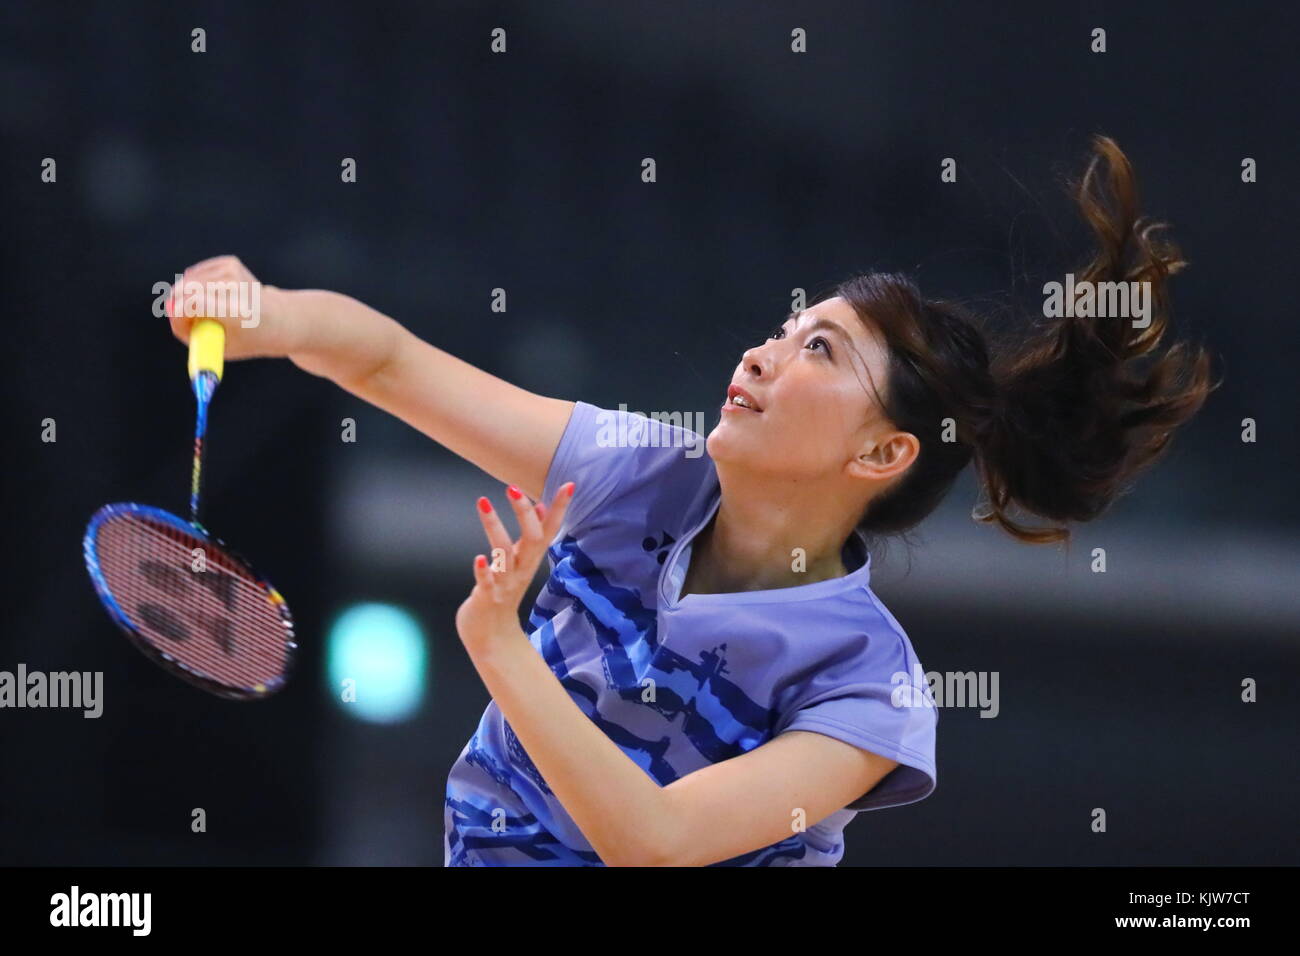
left=972, top=135, right=1218, bottom=543
left=837, top=135, right=1219, bottom=547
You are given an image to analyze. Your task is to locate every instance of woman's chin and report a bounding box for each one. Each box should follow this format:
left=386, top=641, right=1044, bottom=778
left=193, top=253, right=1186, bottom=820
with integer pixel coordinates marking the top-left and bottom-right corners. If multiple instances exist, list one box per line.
left=705, top=426, right=757, bottom=466
left=704, top=428, right=731, bottom=462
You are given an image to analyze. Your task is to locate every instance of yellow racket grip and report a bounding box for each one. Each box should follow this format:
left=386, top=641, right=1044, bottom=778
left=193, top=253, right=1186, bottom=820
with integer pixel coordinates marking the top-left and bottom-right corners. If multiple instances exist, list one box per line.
left=187, top=318, right=226, bottom=382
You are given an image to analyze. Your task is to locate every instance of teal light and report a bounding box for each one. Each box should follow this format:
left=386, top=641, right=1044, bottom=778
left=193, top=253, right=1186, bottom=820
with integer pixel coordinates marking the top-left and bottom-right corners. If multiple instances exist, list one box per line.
left=326, top=603, right=428, bottom=723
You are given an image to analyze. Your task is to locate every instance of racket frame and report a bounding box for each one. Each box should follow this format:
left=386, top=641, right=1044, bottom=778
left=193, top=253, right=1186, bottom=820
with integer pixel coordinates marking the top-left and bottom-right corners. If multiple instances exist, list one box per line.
left=83, top=502, right=297, bottom=701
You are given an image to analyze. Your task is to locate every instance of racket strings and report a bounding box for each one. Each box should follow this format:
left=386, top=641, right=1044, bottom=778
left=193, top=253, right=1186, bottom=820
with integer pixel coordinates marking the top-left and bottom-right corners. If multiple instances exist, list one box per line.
left=93, top=513, right=290, bottom=690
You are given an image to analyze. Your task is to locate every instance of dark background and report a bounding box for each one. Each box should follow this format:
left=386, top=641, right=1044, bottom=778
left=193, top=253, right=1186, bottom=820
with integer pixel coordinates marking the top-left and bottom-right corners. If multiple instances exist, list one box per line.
left=2, top=1, right=1296, bottom=866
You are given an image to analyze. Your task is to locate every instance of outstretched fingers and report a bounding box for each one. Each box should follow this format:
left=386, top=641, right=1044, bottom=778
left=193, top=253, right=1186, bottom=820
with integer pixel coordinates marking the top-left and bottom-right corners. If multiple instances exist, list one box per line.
left=475, top=496, right=515, bottom=572
left=473, top=482, right=576, bottom=580
left=504, top=485, right=544, bottom=553
left=541, top=482, right=576, bottom=541
left=471, top=552, right=500, bottom=601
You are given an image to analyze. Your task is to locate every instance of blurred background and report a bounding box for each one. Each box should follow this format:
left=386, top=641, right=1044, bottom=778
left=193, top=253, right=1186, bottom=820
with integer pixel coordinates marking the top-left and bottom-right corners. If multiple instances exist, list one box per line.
left=2, top=1, right=1297, bottom=866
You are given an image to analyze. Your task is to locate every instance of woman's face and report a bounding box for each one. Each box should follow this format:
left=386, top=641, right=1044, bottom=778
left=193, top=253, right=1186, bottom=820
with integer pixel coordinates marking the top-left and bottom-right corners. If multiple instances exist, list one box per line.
left=707, top=296, right=903, bottom=481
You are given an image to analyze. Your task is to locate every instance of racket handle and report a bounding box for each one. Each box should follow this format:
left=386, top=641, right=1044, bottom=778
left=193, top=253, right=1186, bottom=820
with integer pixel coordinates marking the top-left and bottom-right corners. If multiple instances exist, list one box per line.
left=187, top=318, right=226, bottom=382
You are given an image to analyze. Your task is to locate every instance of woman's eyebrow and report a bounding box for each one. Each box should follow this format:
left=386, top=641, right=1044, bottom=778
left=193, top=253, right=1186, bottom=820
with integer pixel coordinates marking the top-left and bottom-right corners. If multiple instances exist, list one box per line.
left=797, top=314, right=851, bottom=343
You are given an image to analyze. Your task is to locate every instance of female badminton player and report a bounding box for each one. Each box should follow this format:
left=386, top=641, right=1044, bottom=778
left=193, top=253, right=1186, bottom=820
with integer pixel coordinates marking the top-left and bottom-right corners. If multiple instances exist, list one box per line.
left=167, top=135, right=1214, bottom=866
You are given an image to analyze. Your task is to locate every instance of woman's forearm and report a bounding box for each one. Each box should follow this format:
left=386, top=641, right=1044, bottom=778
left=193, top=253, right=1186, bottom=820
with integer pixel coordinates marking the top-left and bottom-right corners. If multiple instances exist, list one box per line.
left=270, top=287, right=574, bottom=496
left=470, top=633, right=672, bottom=866
left=276, top=288, right=408, bottom=390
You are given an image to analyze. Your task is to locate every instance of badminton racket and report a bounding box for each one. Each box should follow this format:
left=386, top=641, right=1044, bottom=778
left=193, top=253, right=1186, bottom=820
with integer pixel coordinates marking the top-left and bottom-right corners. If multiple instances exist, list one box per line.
left=82, top=318, right=296, bottom=699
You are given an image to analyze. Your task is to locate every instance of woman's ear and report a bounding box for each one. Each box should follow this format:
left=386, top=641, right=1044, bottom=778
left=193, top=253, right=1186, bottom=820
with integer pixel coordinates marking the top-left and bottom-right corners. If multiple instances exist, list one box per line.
left=847, top=430, right=919, bottom=483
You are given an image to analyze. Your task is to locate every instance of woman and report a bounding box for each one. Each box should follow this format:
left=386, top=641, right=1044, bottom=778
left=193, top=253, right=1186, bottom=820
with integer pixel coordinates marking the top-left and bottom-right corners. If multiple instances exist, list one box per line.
left=167, top=135, right=1216, bottom=866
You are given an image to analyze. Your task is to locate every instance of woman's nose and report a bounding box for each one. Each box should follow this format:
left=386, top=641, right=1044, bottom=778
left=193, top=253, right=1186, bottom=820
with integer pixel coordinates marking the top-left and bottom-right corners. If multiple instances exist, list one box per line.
left=740, top=345, right=767, bottom=378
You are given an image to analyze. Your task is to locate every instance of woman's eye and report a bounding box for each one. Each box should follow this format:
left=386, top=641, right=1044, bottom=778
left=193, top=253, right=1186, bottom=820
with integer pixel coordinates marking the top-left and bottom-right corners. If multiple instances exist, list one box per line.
left=807, top=336, right=831, bottom=355
left=768, top=327, right=787, bottom=341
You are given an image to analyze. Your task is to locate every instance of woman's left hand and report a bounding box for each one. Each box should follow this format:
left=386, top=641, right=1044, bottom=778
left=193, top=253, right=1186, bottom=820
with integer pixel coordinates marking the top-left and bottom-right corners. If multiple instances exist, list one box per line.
left=455, top=481, right=575, bottom=654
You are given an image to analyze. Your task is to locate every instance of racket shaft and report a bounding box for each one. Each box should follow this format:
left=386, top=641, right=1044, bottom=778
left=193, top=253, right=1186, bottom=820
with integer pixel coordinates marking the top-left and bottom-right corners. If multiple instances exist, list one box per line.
left=189, top=375, right=216, bottom=523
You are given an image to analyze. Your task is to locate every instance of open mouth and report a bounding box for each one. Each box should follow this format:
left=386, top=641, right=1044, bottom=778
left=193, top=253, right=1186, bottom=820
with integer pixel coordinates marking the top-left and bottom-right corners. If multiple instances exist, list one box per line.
left=723, top=384, right=763, bottom=413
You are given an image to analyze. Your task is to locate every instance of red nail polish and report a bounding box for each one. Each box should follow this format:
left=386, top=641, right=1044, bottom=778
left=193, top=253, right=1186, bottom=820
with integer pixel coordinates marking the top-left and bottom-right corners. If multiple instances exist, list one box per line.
left=566, top=482, right=576, bottom=497
left=477, top=497, right=492, bottom=514
left=475, top=554, right=487, bottom=568
left=507, top=485, right=522, bottom=501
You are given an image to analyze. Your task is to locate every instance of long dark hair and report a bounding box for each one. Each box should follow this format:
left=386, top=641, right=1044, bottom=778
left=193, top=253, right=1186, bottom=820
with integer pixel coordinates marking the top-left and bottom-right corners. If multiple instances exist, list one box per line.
left=831, top=135, right=1219, bottom=546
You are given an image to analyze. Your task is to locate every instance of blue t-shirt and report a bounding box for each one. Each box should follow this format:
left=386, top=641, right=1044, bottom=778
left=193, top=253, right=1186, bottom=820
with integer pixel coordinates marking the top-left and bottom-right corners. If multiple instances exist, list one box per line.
left=444, top=402, right=938, bottom=866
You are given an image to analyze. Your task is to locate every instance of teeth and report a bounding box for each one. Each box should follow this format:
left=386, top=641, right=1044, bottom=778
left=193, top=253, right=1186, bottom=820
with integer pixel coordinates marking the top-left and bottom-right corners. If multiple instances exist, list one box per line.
left=731, top=395, right=752, bottom=408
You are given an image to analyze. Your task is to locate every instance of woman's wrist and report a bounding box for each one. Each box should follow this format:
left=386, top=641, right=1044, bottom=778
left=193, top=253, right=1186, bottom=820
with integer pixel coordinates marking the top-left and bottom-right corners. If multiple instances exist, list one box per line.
left=464, top=625, right=533, bottom=675
left=270, top=286, right=321, bottom=360
left=281, top=288, right=405, bottom=388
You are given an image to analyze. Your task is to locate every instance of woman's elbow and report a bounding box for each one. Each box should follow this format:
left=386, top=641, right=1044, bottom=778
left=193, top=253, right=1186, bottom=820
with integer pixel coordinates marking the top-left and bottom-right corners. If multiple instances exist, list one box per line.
left=607, top=852, right=679, bottom=867
left=600, top=815, right=682, bottom=867
left=601, top=837, right=677, bottom=868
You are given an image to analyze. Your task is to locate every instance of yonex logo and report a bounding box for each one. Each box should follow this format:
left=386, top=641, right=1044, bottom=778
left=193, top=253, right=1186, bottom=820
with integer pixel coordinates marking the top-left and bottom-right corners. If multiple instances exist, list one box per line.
left=135, top=559, right=237, bottom=654
left=642, top=531, right=677, bottom=565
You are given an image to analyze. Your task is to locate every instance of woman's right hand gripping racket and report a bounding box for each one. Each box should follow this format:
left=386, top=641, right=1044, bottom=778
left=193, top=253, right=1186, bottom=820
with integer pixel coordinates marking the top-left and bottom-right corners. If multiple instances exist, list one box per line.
left=83, top=311, right=296, bottom=700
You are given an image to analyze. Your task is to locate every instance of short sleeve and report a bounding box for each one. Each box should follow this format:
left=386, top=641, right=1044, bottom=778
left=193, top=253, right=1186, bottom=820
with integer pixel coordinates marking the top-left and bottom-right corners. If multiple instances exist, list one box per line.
left=541, top=401, right=708, bottom=538
left=777, top=639, right=938, bottom=813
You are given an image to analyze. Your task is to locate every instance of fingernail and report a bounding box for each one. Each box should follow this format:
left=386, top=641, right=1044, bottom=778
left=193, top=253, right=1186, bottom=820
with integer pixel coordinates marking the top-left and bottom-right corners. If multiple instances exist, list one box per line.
left=506, top=485, right=522, bottom=501
left=477, top=496, right=492, bottom=514
left=475, top=554, right=487, bottom=569
left=566, top=482, right=576, bottom=497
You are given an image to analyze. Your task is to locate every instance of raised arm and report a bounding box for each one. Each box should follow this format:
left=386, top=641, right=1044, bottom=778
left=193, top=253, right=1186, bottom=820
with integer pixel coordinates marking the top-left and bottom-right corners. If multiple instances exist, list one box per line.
left=280, top=287, right=574, bottom=499
left=166, top=256, right=574, bottom=499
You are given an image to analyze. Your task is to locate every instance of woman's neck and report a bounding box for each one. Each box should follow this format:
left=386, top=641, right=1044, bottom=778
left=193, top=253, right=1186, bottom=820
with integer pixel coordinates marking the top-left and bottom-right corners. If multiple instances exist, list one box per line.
left=680, top=471, right=860, bottom=598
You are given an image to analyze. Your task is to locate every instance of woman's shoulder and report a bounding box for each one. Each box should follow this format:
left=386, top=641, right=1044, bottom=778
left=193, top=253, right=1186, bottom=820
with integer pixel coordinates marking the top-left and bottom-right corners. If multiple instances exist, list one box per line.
left=545, top=401, right=716, bottom=534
